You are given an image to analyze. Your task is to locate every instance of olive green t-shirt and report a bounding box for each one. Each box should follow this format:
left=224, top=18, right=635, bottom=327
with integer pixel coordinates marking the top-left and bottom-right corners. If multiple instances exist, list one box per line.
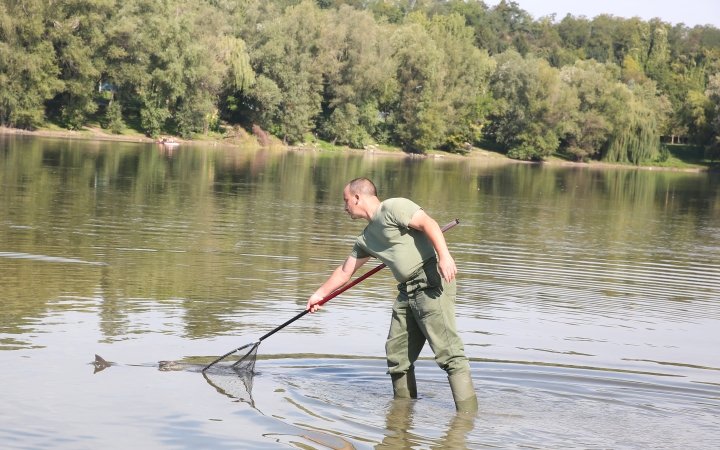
left=350, top=198, right=436, bottom=282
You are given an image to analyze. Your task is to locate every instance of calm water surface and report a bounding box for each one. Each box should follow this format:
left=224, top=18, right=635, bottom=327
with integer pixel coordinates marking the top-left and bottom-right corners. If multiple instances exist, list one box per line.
left=1, top=135, right=719, bottom=448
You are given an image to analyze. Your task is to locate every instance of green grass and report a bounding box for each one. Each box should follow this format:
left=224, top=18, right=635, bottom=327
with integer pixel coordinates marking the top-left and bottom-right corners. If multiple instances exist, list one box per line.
left=36, top=121, right=68, bottom=132
left=116, top=113, right=149, bottom=138
left=188, top=129, right=226, bottom=141
left=548, top=148, right=577, bottom=162
left=296, top=133, right=404, bottom=153
left=294, top=132, right=334, bottom=150
left=547, top=144, right=719, bottom=171
left=594, top=144, right=718, bottom=170
left=647, top=144, right=718, bottom=170
left=475, top=137, right=505, bottom=153
left=374, top=143, right=403, bottom=153
left=471, top=147, right=507, bottom=159
left=37, top=106, right=150, bottom=139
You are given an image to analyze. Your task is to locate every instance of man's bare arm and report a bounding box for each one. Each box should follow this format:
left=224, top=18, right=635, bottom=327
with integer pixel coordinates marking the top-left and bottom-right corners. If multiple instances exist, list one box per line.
left=306, top=255, right=371, bottom=313
left=408, top=209, right=457, bottom=282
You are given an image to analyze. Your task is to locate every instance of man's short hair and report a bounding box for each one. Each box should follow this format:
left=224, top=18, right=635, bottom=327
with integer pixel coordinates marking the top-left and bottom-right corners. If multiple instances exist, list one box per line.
left=347, top=178, right=377, bottom=197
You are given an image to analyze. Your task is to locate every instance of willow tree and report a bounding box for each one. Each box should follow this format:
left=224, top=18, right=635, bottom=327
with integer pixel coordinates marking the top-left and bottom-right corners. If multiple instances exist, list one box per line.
left=603, top=81, right=670, bottom=164
left=705, top=73, right=720, bottom=161
left=560, top=60, right=629, bottom=161
left=603, top=102, right=660, bottom=164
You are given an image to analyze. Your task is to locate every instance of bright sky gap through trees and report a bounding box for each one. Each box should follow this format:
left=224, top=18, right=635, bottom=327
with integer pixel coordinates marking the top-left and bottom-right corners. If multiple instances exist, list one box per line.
left=487, top=0, right=720, bottom=28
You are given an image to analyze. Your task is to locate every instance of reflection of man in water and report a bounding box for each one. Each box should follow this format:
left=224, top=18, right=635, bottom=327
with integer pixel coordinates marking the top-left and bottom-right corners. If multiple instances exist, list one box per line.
left=378, top=399, right=475, bottom=449
left=306, top=177, right=478, bottom=411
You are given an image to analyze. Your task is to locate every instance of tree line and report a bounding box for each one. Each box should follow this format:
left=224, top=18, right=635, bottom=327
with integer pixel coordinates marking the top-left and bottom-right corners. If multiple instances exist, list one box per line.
left=1, top=0, right=719, bottom=162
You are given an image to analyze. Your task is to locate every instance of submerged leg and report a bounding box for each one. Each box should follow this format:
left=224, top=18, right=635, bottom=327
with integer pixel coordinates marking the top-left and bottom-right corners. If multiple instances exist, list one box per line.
left=390, top=369, right=417, bottom=399
left=448, top=371, right=479, bottom=412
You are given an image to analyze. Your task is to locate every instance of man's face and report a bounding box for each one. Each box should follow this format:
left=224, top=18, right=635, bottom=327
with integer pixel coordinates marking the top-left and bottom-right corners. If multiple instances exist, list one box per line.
left=343, top=186, right=361, bottom=219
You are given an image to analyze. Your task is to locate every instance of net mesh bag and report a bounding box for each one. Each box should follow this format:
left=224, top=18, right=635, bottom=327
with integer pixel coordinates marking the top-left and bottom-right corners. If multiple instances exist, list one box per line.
left=231, top=342, right=259, bottom=374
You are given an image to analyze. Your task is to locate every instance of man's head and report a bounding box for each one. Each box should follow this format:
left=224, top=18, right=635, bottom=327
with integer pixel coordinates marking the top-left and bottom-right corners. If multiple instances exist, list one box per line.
left=346, top=178, right=377, bottom=197
left=343, top=178, right=379, bottom=220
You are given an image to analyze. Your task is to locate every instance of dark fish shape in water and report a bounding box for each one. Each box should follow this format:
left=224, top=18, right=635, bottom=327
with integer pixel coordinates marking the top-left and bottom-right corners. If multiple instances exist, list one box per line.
left=92, top=354, right=113, bottom=373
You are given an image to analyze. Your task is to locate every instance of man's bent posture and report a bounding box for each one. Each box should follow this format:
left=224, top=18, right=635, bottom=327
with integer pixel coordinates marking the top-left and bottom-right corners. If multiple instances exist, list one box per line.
left=306, top=178, right=478, bottom=412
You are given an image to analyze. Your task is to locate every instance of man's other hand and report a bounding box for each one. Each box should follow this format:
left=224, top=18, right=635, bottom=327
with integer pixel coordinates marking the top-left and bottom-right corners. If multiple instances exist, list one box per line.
left=439, top=255, right=457, bottom=282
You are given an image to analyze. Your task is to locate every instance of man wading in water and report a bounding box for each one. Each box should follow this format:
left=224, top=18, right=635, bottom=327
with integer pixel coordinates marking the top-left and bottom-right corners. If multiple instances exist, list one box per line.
left=306, top=178, right=478, bottom=412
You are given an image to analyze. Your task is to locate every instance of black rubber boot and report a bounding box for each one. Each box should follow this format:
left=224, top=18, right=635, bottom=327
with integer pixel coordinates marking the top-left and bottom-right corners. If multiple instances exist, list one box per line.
left=390, top=369, right=417, bottom=398
left=448, top=371, right=478, bottom=412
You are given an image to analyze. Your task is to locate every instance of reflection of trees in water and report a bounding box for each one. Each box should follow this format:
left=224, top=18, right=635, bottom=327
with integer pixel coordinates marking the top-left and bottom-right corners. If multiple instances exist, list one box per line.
left=0, top=134, right=718, bottom=346
left=470, top=164, right=720, bottom=259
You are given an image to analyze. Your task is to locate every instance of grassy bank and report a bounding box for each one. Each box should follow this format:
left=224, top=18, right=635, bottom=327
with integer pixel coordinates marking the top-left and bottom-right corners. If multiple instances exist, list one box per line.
left=3, top=123, right=718, bottom=173
left=289, top=135, right=718, bottom=172
left=27, top=108, right=265, bottom=147
left=651, top=145, right=718, bottom=170
left=547, top=144, right=719, bottom=172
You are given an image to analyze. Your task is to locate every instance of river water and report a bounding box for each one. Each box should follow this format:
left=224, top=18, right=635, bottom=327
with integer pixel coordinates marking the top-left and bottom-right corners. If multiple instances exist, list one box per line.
left=1, top=134, right=719, bottom=449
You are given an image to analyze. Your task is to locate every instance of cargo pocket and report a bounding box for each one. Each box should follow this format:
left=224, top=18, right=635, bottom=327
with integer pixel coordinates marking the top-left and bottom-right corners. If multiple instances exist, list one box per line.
left=415, top=291, right=442, bottom=318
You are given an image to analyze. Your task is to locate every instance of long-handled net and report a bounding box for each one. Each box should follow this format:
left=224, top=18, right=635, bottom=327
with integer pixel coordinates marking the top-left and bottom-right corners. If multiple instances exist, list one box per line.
left=202, top=219, right=460, bottom=375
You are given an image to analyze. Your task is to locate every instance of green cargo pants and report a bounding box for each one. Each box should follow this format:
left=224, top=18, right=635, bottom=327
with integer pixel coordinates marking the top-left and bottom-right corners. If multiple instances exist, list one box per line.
left=386, top=257, right=471, bottom=377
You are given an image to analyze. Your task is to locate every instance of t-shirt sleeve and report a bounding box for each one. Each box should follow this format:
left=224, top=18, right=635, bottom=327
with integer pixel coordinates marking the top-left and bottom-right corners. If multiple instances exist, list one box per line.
left=388, top=198, right=423, bottom=229
left=350, top=242, right=371, bottom=259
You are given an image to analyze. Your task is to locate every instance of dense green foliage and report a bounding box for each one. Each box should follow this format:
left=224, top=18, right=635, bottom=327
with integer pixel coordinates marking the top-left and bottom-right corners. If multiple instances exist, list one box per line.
left=1, top=0, right=719, bottom=162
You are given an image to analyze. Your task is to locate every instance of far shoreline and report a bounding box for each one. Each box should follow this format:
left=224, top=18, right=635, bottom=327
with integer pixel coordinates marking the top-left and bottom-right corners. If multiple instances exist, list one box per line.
left=2, top=126, right=717, bottom=174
